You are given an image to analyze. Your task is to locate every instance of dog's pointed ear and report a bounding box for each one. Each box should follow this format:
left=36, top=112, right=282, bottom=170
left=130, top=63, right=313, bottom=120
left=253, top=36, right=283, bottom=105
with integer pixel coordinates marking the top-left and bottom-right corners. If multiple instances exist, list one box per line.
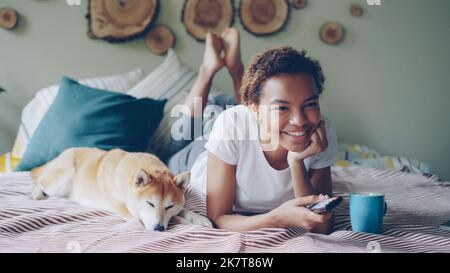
left=135, top=169, right=151, bottom=188
left=174, top=171, right=190, bottom=191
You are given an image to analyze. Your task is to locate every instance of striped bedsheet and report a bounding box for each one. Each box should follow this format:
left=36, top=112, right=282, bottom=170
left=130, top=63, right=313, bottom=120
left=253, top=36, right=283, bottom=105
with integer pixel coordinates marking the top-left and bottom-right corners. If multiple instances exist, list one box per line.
left=0, top=166, right=449, bottom=253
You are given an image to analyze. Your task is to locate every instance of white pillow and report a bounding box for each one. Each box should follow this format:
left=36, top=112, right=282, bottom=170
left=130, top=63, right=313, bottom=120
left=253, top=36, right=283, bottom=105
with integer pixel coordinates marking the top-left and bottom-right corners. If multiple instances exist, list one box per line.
left=128, top=49, right=224, bottom=159
left=11, top=68, right=145, bottom=158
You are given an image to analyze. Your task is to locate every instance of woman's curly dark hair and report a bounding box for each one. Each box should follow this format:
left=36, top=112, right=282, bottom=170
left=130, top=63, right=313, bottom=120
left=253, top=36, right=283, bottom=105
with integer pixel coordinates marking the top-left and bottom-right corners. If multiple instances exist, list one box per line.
left=241, top=46, right=325, bottom=105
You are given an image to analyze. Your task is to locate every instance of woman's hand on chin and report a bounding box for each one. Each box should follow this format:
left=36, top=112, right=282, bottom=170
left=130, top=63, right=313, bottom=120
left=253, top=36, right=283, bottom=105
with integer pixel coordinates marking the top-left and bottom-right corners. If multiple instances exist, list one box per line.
left=287, top=120, right=328, bottom=165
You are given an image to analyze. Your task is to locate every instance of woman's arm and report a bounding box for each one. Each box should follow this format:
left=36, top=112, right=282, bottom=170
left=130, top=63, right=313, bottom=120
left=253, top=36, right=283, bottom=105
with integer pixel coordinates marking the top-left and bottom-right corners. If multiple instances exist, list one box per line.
left=309, top=167, right=333, bottom=197
left=287, top=163, right=334, bottom=234
left=288, top=160, right=314, bottom=197
left=206, top=152, right=277, bottom=231
left=286, top=120, right=335, bottom=234
left=288, top=162, right=333, bottom=197
left=287, top=120, right=332, bottom=197
left=309, top=167, right=334, bottom=234
left=206, top=152, right=331, bottom=232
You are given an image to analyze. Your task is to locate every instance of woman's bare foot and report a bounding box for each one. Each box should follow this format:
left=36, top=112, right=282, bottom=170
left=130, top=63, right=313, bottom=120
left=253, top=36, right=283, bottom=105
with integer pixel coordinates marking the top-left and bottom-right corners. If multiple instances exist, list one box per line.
left=221, top=28, right=244, bottom=77
left=202, top=32, right=224, bottom=76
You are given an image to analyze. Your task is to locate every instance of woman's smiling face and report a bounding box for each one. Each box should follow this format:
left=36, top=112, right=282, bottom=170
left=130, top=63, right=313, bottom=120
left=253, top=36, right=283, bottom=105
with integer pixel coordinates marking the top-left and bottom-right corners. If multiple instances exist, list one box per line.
left=254, top=73, right=321, bottom=152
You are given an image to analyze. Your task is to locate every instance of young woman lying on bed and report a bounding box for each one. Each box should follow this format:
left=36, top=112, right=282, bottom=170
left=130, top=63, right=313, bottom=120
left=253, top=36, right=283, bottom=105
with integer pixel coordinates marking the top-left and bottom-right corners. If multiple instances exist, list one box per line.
left=167, top=28, right=338, bottom=234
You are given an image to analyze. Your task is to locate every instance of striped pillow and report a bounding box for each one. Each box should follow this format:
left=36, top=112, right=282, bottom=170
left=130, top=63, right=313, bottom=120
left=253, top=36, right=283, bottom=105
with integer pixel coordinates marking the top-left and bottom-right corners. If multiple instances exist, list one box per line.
left=11, top=68, right=145, bottom=160
left=128, top=49, right=224, bottom=160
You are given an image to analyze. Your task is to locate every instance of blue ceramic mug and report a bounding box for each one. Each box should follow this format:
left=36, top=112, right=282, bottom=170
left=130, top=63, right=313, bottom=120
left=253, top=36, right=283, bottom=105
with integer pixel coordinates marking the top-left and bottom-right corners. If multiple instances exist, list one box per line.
left=350, top=193, right=387, bottom=234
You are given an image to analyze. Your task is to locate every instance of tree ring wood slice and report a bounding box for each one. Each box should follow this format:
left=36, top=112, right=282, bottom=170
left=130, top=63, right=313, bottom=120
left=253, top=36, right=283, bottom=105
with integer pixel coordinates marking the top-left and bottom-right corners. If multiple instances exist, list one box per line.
left=145, top=25, right=175, bottom=55
left=87, top=0, right=159, bottom=43
left=0, top=7, right=19, bottom=30
left=319, top=21, right=345, bottom=45
left=350, top=4, right=364, bottom=17
left=292, top=0, right=307, bottom=10
left=182, top=0, right=235, bottom=42
left=239, top=0, right=290, bottom=36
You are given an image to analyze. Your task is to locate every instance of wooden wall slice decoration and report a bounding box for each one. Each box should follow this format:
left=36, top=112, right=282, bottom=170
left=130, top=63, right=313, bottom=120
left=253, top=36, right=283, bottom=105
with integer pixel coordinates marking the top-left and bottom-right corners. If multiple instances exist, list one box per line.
left=145, top=25, right=175, bottom=55
left=182, top=0, right=235, bottom=42
left=87, top=0, right=159, bottom=43
left=292, top=0, right=307, bottom=10
left=350, top=4, right=364, bottom=17
left=0, top=7, right=19, bottom=30
left=239, top=0, right=290, bottom=36
left=319, top=21, right=345, bottom=45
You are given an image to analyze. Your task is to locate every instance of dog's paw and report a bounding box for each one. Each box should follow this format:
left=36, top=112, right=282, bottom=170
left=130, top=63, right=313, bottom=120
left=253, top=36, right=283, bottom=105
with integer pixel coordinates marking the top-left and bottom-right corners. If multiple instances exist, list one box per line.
left=30, top=185, right=47, bottom=200
left=191, top=214, right=213, bottom=228
left=173, top=215, right=191, bottom=225
left=174, top=209, right=213, bottom=228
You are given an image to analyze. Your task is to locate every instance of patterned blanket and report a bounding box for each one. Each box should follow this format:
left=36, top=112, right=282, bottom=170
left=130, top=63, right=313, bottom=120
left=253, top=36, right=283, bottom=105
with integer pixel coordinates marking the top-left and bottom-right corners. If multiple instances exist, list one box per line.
left=0, top=166, right=449, bottom=253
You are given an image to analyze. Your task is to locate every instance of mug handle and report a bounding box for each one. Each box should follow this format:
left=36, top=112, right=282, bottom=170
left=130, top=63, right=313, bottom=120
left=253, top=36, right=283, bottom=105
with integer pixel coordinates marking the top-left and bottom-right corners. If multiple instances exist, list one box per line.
left=384, top=201, right=388, bottom=215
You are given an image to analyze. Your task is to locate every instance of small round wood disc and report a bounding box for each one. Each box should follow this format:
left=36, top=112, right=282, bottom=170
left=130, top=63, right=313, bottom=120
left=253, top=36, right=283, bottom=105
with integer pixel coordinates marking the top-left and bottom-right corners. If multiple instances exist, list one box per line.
left=240, top=0, right=290, bottom=36
left=87, top=0, right=159, bottom=43
left=0, top=7, right=19, bottom=30
left=350, top=4, right=364, bottom=17
left=319, top=21, right=345, bottom=45
left=182, top=0, right=235, bottom=42
left=145, top=25, right=175, bottom=55
left=292, top=0, right=307, bottom=10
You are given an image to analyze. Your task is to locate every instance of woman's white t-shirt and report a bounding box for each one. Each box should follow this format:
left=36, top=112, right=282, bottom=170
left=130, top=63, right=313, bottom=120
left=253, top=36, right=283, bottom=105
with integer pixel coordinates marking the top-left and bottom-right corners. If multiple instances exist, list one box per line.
left=190, top=105, right=338, bottom=214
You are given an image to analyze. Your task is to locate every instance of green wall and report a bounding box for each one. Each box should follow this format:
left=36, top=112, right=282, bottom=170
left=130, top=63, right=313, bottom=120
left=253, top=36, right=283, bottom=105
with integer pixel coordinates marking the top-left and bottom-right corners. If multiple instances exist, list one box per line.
left=1, top=0, right=449, bottom=179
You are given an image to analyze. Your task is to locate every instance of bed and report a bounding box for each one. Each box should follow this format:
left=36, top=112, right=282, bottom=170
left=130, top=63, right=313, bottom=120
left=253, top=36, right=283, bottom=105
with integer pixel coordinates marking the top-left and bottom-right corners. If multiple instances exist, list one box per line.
left=0, top=165, right=448, bottom=253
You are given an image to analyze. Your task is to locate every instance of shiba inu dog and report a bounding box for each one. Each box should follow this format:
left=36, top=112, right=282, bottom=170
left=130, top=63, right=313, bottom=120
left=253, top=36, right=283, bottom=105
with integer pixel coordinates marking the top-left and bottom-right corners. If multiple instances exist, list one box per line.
left=30, top=147, right=212, bottom=231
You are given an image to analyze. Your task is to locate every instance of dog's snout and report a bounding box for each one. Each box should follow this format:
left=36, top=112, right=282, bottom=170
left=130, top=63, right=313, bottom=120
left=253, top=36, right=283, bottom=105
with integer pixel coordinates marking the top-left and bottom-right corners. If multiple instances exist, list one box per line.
left=154, top=224, right=165, bottom=232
